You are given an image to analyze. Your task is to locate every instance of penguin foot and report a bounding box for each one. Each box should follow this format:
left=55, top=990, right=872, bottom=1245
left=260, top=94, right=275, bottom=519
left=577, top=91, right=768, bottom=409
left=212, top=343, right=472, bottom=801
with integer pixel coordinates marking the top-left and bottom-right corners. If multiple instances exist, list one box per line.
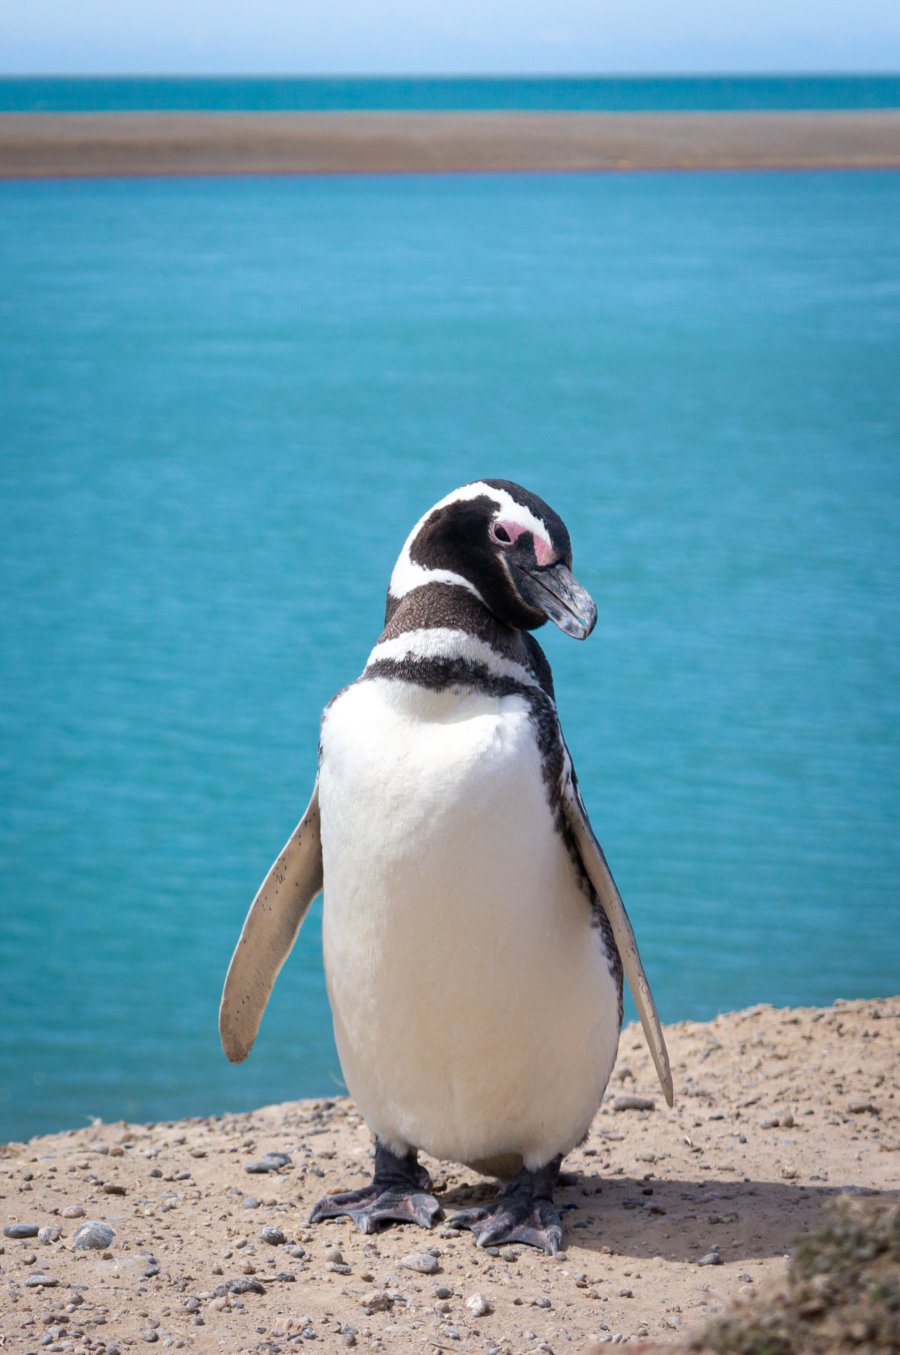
left=309, top=1139, right=442, bottom=1234
left=448, top=1157, right=563, bottom=1255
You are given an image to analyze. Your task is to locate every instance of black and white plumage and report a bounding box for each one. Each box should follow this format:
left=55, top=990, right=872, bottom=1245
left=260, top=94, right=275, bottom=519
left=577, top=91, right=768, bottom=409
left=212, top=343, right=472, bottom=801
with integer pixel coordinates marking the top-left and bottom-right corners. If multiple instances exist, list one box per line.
left=220, top=479, right=672, bottom=1254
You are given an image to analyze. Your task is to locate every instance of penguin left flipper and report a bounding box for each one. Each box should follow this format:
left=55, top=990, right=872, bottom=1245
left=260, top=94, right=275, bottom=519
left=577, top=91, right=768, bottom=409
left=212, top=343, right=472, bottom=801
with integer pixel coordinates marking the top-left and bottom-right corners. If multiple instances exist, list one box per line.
left=561, top=771, right=675, bottom=1108
left=219, top=781, right=323, bottom=1064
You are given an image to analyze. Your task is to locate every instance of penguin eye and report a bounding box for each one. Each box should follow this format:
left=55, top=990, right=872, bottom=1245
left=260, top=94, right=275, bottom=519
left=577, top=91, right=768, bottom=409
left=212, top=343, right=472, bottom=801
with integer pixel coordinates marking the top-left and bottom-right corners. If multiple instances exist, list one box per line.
left=490, top=522, right=514, bottom=546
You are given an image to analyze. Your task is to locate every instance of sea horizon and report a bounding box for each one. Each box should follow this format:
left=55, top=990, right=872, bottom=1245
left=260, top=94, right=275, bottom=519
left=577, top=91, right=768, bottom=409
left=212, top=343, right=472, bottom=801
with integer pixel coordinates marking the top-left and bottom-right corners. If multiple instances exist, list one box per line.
left=2, top=71, right=899, bottom=113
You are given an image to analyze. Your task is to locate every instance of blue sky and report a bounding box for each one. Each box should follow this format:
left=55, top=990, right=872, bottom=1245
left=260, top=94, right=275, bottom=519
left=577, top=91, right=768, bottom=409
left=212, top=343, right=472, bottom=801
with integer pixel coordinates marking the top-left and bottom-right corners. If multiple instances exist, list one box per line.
left=2, top=0, right=900, bottom=75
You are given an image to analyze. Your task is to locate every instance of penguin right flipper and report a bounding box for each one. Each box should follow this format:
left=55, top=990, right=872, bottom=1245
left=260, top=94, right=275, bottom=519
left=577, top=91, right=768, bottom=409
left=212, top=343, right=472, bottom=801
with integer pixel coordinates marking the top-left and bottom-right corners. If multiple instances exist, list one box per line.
left=561, top=772, right=674, bottom=1108
left=219, top=781, right=323, bottom=1064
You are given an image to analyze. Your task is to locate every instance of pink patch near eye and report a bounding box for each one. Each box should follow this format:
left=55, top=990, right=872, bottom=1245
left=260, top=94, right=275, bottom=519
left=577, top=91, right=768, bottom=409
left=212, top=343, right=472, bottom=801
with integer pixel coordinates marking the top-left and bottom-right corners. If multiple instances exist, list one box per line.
left=533, top=534, right=554, bottom=566
left=492, top=519, right=524, bottom=545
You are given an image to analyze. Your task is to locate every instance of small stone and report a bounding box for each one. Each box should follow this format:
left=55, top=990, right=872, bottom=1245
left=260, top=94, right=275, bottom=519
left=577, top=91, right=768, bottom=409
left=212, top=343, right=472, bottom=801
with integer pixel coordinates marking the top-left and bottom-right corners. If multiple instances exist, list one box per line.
left=259, top=1225, right=286, bottom=1246
left=847, top=1099, right=878, bottom=1115
left=275, top=1271, right=296, bottom=1282
left=326, top=1261, right=351, bottom=1274
left=38, top=1226, right=62, bottom=1245
left=25, top=1272, right=59, bottom=1287
left=61, top=1205, right=85, bottom=1219
left=466, top=1293, right=491, bottom=1317
left=535, top=1295, right=552, bottom=1308
left=438, top=1325, right=461, bottom=1341
left=228, top=1276, right=265, bottom=1295
left=434, top=1286, right=453, bottom=1300
left=760, top=1116, right=780, bottom=1129
left=3, top=1222, right=39, bottom=1239
left=618, top=1288, right=633, bottom=1298
left=245, top=1153, right=291, bottom=1174
left=612, top=1096, right=655, bottom=1112
left=102, top=1183, right=126, bottom=1195
left=243, top=1197, right=260, bottom=1209
left=502, top=1248, right=520, bottom=1262
left=71, top=1221, right=116, bottom=1251
left=324, top=1248, right=344, bottom=1264
left=361, top=1292, right=393, bottom=1312
left=698, top=1251, right=723, bottom=1266
left=400, top=1251, right=440, bottom=1274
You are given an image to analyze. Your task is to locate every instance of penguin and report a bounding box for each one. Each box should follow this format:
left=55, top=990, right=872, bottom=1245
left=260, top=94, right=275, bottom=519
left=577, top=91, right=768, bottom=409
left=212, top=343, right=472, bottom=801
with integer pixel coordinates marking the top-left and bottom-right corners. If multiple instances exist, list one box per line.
left=220, top=479, right=672, bottom=1254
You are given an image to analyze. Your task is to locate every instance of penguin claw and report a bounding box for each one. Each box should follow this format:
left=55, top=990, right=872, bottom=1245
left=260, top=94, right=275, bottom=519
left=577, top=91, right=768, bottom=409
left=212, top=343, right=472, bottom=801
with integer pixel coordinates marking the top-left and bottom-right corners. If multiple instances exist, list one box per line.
left=310, top=1186, right=442, bottom=1232
left=448, top=1198, right=563, bottom=1255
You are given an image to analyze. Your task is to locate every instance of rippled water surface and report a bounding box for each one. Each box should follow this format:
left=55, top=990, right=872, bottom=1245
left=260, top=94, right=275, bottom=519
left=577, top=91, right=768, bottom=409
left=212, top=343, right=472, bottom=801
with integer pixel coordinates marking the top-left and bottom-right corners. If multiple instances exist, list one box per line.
left=1, top=169, right=898, bottom=1140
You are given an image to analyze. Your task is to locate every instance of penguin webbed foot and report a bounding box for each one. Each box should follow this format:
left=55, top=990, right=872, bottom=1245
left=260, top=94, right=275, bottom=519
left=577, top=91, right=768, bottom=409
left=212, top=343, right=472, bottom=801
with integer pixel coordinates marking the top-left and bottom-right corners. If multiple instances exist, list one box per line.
left=448, top=1157, right=564, bottom=1255
left=309, top=1139, right=442, bottom=1234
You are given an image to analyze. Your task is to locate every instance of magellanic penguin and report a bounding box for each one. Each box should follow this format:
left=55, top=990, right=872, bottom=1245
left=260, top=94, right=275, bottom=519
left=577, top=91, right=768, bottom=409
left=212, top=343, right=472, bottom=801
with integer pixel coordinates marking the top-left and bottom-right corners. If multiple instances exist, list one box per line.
left=220, top=479, right=673, bottom=1254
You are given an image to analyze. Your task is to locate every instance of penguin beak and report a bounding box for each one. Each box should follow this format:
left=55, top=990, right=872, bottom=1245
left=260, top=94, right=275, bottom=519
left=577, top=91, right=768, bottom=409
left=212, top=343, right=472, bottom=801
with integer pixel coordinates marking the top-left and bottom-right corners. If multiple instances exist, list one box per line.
left=514, top=562, right=598, bottom=640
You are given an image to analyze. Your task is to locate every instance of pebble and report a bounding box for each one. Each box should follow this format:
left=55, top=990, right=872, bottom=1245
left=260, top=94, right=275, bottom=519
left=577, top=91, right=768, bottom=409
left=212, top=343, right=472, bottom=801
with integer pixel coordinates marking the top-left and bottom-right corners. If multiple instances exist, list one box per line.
left=399, top=1251, right=440, bottom=1274
left=612, top=1095, right=655, bottom=1112
left=434, top=1286, right=453, bottom=1300
left=38, top=1225, right=62, bottom=1245
left=25, top=1272, right=59, bottom=1287
left=698, top=1251, right=723, bottom=1267
left=245, top=1152, right=291, bottom=1174
left=3, top=1222, right=39, bottom=1239
left=466, top=1293, right=492, bottom=1317
left=259, top=1225, right=286, bottom=1246
left=535, top=1296, right=552, bottom=1308
left=61, top=1205, right=85, bottom=1219
left=228, top=1276, right=265, bottom=1295
left=71, top=1221, right=116, bottom=1251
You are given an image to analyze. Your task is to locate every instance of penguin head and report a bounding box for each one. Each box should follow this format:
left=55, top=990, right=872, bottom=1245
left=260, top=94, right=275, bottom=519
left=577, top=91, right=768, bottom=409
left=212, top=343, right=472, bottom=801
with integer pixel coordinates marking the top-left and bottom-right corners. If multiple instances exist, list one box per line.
left=388, top=479, right=598, bottom=639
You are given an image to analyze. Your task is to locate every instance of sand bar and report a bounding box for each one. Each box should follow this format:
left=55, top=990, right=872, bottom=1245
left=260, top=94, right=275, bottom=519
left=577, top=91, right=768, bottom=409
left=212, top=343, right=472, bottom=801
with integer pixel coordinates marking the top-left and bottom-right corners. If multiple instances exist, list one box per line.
left=1, top=997, right=897, bottom=1352
left=1, top=110, right=899, bottom=177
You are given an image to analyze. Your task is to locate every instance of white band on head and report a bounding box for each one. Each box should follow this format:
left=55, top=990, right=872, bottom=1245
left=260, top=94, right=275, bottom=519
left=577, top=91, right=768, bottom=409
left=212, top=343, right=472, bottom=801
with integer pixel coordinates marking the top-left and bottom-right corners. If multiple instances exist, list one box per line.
left=387, top=481, right=552, bottom=605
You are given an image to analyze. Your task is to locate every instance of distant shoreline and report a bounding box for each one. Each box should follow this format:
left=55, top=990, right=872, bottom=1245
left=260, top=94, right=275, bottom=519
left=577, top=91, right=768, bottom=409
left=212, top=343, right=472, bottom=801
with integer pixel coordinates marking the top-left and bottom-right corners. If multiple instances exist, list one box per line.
left=2, top=110, right=899, bottom=177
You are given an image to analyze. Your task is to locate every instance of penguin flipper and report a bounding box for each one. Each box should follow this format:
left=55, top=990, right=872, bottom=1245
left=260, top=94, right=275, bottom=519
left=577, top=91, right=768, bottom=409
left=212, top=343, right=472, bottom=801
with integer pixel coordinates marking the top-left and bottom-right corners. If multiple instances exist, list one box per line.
left=219, top=781, right=323, bottom=1064
left=562, top=776, right=674, bottom=1107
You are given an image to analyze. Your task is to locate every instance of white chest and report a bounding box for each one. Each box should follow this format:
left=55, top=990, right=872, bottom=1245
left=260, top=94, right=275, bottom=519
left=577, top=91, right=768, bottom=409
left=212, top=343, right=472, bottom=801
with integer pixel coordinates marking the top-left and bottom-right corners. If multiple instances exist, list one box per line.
left=316, top=675, right=620, bottom=1168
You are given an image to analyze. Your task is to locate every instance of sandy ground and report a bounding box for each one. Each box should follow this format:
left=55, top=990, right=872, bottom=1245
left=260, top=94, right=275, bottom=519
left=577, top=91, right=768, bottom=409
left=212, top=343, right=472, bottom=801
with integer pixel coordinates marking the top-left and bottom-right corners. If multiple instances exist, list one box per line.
left=1, top=111, right=899, bottom=178
left=2, top=996, right=897, bottom=1354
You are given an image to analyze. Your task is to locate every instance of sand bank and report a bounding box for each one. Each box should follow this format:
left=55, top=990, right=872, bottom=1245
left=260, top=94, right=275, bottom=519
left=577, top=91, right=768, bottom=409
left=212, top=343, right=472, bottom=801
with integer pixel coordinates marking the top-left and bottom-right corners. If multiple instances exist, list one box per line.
left=1, top=997, right=897, bottom=1352
left=1, top=111, right=899, bottom=178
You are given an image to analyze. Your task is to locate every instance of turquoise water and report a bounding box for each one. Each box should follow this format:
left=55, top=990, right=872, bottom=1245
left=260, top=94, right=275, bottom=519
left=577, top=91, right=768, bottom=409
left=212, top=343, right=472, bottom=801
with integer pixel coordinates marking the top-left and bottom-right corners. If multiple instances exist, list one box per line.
left=1, top=170, right=899, bottom=1143
left=1, top=73, right=899, bottom=112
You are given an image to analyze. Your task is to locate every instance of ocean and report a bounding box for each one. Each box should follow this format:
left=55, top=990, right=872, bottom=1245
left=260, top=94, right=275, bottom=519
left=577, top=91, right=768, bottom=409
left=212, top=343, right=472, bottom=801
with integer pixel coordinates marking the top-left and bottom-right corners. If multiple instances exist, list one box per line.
left=2, top=72, right=900, bottom=113
left=1, top=118, right=898, bottom=1141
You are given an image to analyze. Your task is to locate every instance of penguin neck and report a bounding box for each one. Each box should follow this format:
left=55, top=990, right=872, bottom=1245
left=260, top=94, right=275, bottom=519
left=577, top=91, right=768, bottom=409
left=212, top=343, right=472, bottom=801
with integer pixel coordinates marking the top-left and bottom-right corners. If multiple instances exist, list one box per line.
left=381, top=581, right=535, bottom=669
